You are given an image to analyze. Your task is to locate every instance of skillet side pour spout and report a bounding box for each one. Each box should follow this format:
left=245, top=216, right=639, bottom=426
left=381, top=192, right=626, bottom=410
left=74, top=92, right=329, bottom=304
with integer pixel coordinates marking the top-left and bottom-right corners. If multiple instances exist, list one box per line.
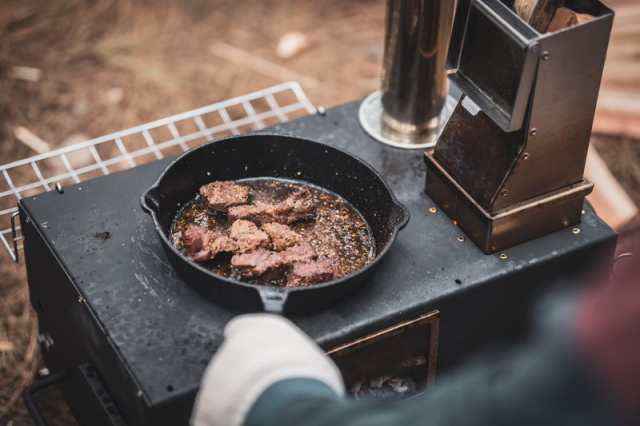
left=141, top=187, right=161, bottom=216
left=140, top=134, right=409, bottom=315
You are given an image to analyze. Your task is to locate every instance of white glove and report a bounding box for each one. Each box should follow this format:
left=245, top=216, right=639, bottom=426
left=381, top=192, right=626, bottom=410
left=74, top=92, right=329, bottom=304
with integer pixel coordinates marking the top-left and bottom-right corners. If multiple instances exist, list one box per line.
left=191, top=314, right=345, bottom=426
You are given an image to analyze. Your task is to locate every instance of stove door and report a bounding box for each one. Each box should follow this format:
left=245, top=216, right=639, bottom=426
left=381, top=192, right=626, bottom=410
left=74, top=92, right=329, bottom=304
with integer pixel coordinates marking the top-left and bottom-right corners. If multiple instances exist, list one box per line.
left=328, top=311, right=440, bottom=400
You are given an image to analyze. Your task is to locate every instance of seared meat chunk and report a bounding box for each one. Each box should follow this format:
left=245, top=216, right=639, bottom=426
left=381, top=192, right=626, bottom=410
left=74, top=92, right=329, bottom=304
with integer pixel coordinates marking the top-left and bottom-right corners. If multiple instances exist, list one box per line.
left=199, top=181, right=250, bottom=211
left=231, top=249, right=283, bottom=278
left=261, top=222, right=302, bottom=251
left=208, top=235, right=237, bottom=256
left=272, top=188, right=316, bottom=223
left=181, top=224, right=237, bottom=262
left=228, top=201, right=274, bottom=225
left=230, top=242, right=317, bottom=278
left=182, top=223, right=207, bottom=253
left=288, top=259, right=336, bottom=286
left=229, top=220, right=270, bottom=253
left=228, top=188, right=316, bottom=224
left=279, top=241, right=317, bottom=263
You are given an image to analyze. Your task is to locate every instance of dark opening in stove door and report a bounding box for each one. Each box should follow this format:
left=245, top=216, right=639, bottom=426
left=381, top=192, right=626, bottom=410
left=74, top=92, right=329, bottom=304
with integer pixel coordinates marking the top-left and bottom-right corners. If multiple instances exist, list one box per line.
left=328, top=311, right=440, bottom=400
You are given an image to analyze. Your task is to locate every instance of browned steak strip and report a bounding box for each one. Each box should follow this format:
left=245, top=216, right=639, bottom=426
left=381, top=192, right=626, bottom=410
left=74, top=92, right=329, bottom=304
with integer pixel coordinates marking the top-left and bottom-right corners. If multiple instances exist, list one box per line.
left=199, top=181, right=250, bottom=211
left=229, top=220, right=271, bottom=253
left=279, top=241, right=317, bottom=263
left=227, top=201, right=271, bottom=224
left=230, top=242, right=316, bottom=278
left=182, top=223, right=207, bottom=253
left=209, top=236, right=238, bottom=257
left=228, top=188, right=316, bottom=224
left=181, top=224, right=237, bottom=262
left=261, top=222, right=302, bottom=251
left=270, top=188, right=316, bottom=224
left=288, top=259, right=336, bottom=286
left=230, top=249, right=284, bottom=278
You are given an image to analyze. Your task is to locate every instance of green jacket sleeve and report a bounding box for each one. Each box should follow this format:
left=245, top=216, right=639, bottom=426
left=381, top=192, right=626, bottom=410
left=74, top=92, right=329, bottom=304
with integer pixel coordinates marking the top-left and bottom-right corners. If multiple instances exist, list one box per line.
left=245, top=298, right=621, bottom=426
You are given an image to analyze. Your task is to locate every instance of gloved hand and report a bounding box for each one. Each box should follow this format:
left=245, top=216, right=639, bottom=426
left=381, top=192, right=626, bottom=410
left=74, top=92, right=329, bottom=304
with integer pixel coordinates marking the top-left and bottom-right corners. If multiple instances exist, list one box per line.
left=191, top=314, right=345, bottom=426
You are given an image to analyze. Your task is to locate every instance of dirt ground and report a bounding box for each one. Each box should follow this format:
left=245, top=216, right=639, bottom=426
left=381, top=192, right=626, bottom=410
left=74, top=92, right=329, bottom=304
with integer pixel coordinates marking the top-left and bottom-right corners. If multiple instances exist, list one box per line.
left=0, top=1, right=638, bottom=425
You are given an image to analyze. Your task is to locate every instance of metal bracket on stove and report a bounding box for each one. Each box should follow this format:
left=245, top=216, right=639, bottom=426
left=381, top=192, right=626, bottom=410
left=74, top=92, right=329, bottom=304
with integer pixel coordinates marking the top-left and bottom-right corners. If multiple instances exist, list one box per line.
left=10, top=210, right=22, bottom=263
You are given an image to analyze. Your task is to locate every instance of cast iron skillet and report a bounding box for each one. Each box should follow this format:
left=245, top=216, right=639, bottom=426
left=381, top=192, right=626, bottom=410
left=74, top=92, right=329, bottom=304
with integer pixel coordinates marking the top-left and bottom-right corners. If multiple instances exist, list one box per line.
left=140, top=134, right=409, bottom=314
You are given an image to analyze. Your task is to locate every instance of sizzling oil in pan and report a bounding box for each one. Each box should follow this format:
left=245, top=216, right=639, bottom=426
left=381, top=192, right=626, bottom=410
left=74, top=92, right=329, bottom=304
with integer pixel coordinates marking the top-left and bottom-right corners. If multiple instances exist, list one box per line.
left=171, top=178, right=375, bottom=286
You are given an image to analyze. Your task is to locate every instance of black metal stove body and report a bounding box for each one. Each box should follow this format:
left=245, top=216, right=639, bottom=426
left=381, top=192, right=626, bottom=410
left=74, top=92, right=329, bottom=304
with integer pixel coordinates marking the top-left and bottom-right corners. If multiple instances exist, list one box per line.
left=20, top=100, right=616, bottom=425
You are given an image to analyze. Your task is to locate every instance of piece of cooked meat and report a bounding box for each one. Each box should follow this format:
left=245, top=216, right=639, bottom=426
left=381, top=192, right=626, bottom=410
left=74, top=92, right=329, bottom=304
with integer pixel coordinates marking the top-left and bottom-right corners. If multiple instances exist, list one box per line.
left=288, top=259, right=336, bottom=286
left=181, top=224, right=237, bottom=262
left=199, top=181, right=250, bottom=211
left=279, top=241, right=317, bottom=263
left=230, top=249, right=284, bottom=278
left=209, top=235, right=238, bottom=256
left=228, top=201, right=274, bottom=224
left=229, top=219, right=271, bottom=253
left=271, top=188, right=316, bottom=224
left=228, top=188, right=316, bottom=224
left=182, top=223, right=207, bottom=253
left=230, top=241, right=316, bottom=278
left=261, top=222, right=302, bottom=251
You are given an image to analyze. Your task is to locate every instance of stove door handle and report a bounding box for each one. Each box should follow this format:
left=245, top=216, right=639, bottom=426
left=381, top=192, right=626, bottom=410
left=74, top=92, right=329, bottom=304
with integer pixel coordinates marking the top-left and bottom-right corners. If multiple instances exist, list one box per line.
left=259, top=287, right=288, bottom=314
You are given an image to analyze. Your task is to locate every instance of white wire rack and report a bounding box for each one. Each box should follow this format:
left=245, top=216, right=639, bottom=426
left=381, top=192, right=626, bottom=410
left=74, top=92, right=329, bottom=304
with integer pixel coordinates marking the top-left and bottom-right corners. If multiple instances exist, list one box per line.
left=1, top=81, right=316, bottom=263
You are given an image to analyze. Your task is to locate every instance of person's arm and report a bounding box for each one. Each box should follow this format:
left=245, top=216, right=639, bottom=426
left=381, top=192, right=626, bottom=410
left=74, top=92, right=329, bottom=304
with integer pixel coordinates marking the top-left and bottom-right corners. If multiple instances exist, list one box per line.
left=193, top=281, right=637, bottom=426
left=190, top=314, right=344, bottom=426
left=244, top=296, right=619, bottom=426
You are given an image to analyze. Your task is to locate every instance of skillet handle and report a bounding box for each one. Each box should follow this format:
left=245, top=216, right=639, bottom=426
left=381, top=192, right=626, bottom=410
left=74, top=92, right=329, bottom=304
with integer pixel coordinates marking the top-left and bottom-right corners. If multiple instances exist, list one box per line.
left=141, top=187, right=161, bottom=215
left=259, top=287, right=288, bottom=314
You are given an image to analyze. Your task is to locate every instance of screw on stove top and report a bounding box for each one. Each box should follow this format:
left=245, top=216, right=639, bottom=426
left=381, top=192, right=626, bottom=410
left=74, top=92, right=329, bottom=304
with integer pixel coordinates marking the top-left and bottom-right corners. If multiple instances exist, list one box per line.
left=572, top=227, right=581, bottom=235
left=37, top=334, right=54, bottom=351
left=522, top=152, right=530, bottom=160
left=498, top=253, right=509, bottom=261
left=456, top=235, right=465, bottom=242
left=38, top=367, right=51, bottom=377
left=529, top=128, right=537, bottom=136
left=316, top=105, right=327, bottom=116
left=55, top=182, right=64, bottom=194
left=428, top=207, right=437, bottom=214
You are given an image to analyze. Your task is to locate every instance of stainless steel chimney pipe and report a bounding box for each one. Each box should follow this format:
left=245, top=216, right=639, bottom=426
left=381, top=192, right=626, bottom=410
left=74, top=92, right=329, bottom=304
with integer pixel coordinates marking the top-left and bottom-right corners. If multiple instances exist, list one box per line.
left=359, top=0, right=457, bottom=148
left=382, top=0, right=456, bottom=135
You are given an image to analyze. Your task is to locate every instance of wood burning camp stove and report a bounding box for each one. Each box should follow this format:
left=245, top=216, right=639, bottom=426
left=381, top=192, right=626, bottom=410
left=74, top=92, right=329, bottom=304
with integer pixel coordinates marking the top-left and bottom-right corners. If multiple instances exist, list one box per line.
left=1, top=0, right=615, bottom=425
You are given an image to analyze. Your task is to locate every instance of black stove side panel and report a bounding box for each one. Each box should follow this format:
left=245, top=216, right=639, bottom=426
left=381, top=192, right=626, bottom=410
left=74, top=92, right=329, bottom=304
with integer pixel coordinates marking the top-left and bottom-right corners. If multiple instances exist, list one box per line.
left=20, top=205, right=154, bottom=426
left=433, top=234, right=616, bottom=373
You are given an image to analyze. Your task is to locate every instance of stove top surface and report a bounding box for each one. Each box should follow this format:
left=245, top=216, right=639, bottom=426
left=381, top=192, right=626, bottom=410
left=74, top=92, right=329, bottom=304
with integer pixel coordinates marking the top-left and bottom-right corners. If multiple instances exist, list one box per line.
left=20, top=100, right=615, bottom=407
